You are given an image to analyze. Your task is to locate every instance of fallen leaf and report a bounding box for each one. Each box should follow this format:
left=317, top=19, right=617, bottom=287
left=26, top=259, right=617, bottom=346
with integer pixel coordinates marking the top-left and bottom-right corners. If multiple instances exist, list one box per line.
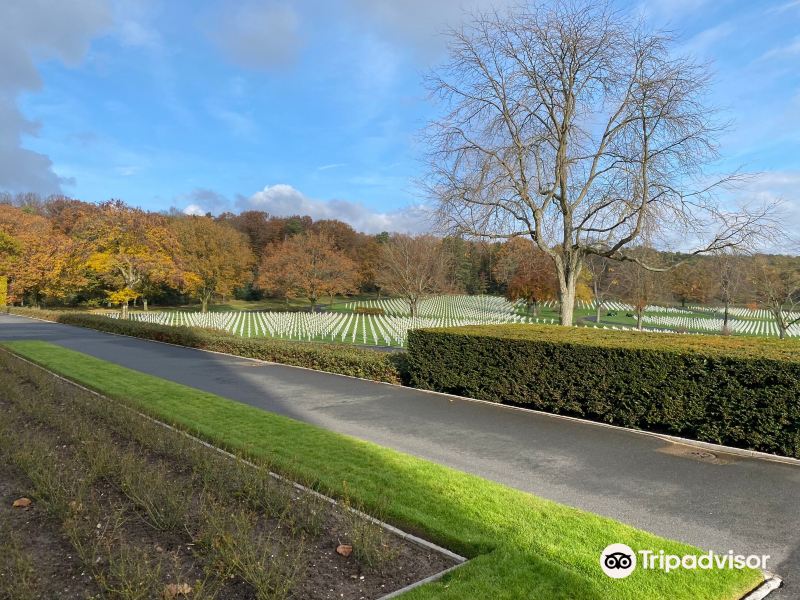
left=163, top=582, right=192, bottom=598
left=336, top=544, right=353, bottom=557
left=12, top=497, right=32, bottom=508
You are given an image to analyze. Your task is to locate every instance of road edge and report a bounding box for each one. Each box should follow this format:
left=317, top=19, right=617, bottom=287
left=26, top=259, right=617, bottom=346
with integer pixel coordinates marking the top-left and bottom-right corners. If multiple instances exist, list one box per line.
left=3, top=311, right=799, bottom=468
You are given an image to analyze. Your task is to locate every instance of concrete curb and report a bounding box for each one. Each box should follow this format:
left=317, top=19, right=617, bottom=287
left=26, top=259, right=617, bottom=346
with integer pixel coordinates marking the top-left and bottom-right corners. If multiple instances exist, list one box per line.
left=0, top=346, right=468, bottom=598
left=741, top=573, right=783, bottom=599
left=376, top=562, right=466, bottom=600
left=6, top=311, right=797, bottom=468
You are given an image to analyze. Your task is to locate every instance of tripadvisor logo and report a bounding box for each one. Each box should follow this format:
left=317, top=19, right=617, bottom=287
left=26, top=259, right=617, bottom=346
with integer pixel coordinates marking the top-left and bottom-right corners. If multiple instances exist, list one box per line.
left=600, top=544, right=770, bottom=579
left=601, top=544, right=637, bottom=579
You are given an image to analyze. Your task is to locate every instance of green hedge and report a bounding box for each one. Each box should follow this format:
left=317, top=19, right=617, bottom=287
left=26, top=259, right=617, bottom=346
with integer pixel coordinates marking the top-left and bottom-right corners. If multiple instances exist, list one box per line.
left=407, top=324, right=800, bottom=458
left=5, top=306, right=68, bottom=321
left=7, top=309, right=402, bottom=384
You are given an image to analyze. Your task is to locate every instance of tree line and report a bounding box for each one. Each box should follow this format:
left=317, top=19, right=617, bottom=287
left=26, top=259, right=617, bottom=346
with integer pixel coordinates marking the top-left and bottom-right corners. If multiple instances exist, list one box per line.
left=0, top=194, right=488, bottom=315
left=0, top=193, right=797, bottom=335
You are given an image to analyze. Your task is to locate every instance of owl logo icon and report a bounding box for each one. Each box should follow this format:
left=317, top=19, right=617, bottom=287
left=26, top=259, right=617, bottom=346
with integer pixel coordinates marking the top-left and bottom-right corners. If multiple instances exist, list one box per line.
left=601, top=544, right=637, bottom=578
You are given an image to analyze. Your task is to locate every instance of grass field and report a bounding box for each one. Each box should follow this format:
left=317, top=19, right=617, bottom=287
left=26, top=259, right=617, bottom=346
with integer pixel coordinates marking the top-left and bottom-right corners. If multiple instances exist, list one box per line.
left=1, top=340, right=764, bottom=600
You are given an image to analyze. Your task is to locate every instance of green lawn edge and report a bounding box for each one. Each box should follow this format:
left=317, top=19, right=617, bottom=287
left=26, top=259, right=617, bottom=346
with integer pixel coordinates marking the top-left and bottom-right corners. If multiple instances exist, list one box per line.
left=2, top=340, right=761, bottom=600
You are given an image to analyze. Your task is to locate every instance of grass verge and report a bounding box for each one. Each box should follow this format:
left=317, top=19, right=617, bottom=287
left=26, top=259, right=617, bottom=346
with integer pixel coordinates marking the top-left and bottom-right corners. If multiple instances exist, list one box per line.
left=1, top=340, right=763, bottom=600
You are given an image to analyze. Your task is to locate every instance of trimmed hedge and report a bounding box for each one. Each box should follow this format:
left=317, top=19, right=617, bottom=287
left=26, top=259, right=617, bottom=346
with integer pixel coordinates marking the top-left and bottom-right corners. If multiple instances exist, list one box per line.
left=7, top=309, right=402, bottom=384
left=407, top=324, right=800, bottom=458
left=5, top=306, right=69, bottom=321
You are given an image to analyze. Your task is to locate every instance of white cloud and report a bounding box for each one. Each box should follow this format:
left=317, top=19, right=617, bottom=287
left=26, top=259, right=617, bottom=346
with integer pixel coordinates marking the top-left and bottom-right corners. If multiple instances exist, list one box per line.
left=761, top=36, right=800, bottom=60
left=343, top=0, right=516, bottom=60
left=677, top=22, right=735, bottom=58
left=208, top=1, right=303, bottom=70
left=635, top=0, right=711, bottom=23
left=178, top=187, right=231, bottom=215
left=239, top=183, right=430, bottom=233
left=734, top=171, right=800, bottom=249
left=770, top=0, right=800, bottom=13
left=112, top=0, right=162, bottom=49
left=0, top=0, right=111, bottom=194
left=207, top=105, right=257, bottom=139
left=183, top=203, right=206, bottom=216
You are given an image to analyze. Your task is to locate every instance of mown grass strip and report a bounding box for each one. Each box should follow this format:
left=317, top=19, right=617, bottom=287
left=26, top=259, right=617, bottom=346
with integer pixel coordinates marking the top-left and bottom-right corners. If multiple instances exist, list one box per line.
left=2, top=340, right=762, bottom=600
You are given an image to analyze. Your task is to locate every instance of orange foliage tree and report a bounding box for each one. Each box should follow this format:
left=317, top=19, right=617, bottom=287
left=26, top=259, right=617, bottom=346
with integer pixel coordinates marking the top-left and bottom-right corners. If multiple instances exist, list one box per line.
left=76, top=201, right=179, bottom=317
left=0, top=205, right=84, bottom=306
left=493, top=238, right=559, bottom=317
left=257, top=232, right=359, bottom=309
left=172, top=216, right=255, bottom=312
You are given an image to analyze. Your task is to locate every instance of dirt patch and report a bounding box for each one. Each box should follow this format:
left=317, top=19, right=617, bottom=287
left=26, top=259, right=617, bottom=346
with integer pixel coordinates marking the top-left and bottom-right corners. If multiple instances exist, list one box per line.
left=0, top=352, right=458, bottom=600
left=0, top=468, right=100, bottom=599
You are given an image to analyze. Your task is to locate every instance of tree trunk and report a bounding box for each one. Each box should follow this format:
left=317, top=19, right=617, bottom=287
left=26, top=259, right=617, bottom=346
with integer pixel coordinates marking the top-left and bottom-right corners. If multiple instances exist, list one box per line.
left=121, top=302, right=129, bottom=320
left=774, top=308, right=787, bottom=340
left=559, top=290, right=575, bottom=325
left=409, top=297, right=418, bottom=318
left=201, top=297, right=209, bottom=313
left=595, top=301, right=602, bottom=324
left=723, top=301, right=730, bottom=334
left=556, top=256, right=580, bottom=326
left=636, top=309, right=643, bottom=330
left=143, top=298, right=149, bottom=312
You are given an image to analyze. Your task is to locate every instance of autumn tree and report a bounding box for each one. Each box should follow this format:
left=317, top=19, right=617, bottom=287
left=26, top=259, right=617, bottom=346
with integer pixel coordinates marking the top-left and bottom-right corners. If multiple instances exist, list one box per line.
left=493, top=238, right=557, bottom=316
left=0, top=205, right=84, bottom=306
left=376, top=235, right=451, bottom=317
left=76, top=201, right=179, bottom=318
left=669, top=261, right=716, bottom=307
left=750, top=256, right=800, bottom=340
left=172, top=216, right=254, bottom=313
left=217, top=210, right=277, bottom=264
left=425, top=1, right=773, bottom=326
left=0, top=228, right=20, bottom=307
left=257, top=232, right=359, bottom=309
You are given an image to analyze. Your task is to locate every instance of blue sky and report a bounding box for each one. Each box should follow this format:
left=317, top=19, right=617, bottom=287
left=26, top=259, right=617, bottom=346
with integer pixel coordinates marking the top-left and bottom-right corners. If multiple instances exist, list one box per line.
left=2, top=0, right=799, bottom=235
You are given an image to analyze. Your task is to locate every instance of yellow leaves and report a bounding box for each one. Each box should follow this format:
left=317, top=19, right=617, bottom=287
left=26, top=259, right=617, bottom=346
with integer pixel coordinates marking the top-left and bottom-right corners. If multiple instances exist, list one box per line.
left=171, top=216, right=254, bottom=302
left=107, top=288, right=139, bottom=305
left=0, top=204, right=83, bottom=302
left=180, top=271, right=203, bottom=294
left=575, top=280, right=593, bottom=302
left=86, top=251, right=115, bottom=273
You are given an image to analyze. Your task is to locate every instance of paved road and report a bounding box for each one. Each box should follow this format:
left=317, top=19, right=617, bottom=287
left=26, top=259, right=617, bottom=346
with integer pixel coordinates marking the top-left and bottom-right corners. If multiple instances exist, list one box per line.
left=1, top=314, right=797, bottom=597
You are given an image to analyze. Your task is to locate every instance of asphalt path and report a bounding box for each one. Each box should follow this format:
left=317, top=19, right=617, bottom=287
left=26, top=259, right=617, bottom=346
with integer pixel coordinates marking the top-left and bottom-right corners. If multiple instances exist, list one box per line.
left=1, top=313, right=797, bottom=597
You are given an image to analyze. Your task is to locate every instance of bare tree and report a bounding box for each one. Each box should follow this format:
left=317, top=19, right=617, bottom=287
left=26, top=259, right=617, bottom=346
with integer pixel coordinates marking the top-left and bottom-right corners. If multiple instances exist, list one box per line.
left=584, top=253, right=618, bottom=324
left=750, top=256, right=800, bottom=340
left=376, top=235, right=451, bottom=317
left=712, top=250, right=744, bottom=334
left=615, top=248, right=665, bottom=330
left=424, top=1, right=774, bottom=325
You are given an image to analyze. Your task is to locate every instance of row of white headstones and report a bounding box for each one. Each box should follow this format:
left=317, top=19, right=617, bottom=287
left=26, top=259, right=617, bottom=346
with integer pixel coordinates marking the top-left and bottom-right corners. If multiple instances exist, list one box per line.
left=113, top=307, right=536, bottom=347
left=106, top=294, right=798, bottom=344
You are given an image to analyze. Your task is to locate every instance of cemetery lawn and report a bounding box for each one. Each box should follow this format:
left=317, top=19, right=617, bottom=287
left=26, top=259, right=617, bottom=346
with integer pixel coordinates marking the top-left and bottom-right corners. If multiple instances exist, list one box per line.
left=2, top=340, right=763, bottom=600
